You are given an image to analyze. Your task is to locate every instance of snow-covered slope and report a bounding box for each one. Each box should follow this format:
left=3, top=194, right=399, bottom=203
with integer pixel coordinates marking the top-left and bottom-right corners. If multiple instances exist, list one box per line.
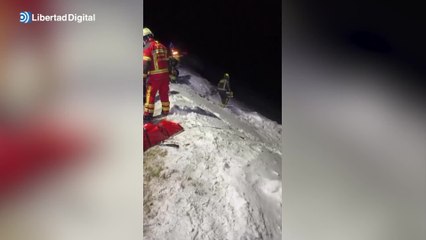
left=143, top=68, right=282, bottom=240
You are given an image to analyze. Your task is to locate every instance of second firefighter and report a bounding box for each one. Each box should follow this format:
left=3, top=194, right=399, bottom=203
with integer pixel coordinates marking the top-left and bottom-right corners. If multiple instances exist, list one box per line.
left=217, top=73, right=233, bottom=107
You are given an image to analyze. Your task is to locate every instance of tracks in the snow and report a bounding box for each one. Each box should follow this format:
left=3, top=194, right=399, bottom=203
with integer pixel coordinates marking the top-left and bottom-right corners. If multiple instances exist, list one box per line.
left=143, top=76, right=281, bottom=240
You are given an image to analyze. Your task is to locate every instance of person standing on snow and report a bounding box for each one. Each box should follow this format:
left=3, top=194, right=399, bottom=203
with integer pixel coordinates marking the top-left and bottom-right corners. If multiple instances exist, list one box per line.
left=168, top=55, right=179, bottom=83
left=217, top=73, right=233, bottom=107
left=167, top=42, right=179, bottom=83
left=143, top=27, right=170, bottom=121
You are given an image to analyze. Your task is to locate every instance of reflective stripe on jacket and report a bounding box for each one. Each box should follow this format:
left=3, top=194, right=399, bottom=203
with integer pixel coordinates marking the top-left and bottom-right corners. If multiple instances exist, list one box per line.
left=143, top=38, right=170, bottom=80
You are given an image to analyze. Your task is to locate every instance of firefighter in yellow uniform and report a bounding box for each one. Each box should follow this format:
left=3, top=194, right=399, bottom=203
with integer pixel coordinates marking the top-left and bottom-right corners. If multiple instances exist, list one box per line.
left=217, top=73, right=233, bottom=107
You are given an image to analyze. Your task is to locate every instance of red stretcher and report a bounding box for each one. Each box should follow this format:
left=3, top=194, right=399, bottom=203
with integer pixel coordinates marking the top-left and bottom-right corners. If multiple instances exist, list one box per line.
left=143, top=120, right=184, bottom=151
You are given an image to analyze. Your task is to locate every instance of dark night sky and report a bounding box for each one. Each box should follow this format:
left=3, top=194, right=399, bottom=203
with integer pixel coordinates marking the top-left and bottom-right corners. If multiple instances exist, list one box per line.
left=144, top=0, right=282, bottom=123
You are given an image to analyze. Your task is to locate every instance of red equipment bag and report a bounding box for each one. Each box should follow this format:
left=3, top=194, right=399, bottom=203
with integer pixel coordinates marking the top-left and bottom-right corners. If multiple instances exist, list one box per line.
left=143, top=120, right=184, bottom=151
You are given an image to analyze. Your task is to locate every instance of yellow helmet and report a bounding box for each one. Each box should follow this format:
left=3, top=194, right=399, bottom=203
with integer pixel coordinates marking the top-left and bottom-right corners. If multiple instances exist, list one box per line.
left=143, top=28, right=154, bottom=37
left=224, top=73, right=230, bottom=80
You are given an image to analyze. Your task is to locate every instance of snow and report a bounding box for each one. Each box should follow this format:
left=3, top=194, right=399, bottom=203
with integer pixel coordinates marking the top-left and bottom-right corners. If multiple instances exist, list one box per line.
left=144, top=68, right=282, bottom=240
